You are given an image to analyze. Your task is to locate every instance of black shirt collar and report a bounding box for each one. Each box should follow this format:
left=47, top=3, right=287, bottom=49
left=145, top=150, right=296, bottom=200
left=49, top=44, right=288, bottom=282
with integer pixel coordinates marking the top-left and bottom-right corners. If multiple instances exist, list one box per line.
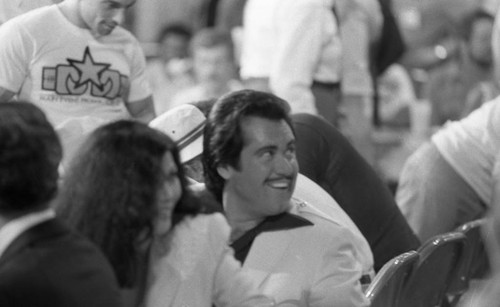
left=230, top=212, right=313, bottom=264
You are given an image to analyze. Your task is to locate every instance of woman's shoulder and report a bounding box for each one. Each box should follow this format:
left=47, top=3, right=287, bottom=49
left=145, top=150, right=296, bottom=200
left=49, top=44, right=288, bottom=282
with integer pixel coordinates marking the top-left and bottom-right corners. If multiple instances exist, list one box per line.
left=184, top=213, right=230, bottom=236
left=171, top=213, right=230, bottom=263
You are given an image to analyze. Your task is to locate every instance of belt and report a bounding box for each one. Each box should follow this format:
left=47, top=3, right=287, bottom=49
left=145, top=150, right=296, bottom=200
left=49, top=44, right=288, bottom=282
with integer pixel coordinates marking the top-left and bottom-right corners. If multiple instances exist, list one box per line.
left=312, top=80, right=341, bottom=90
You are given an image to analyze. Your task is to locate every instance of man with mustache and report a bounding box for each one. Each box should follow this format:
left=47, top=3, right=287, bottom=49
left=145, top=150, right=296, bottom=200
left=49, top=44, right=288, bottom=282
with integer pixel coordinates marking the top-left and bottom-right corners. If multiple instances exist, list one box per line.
left=0, top=0, right=155, bottom=127
left=203, top=89, right=369, bottom=307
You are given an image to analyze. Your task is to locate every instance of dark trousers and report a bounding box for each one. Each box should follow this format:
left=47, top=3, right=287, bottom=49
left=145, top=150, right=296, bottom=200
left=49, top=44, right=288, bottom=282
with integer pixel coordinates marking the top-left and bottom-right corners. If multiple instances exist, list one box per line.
left=311, top=81, right=341, bottom=127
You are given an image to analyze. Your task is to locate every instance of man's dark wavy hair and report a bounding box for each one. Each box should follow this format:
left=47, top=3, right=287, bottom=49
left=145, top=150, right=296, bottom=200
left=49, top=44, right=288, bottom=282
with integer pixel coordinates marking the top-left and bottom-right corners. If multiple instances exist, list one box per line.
left=0, top=102, right=62, bottom=215
left=56, top=120, right=200, bottom=288
left=202, top=89, right=293, bottom=202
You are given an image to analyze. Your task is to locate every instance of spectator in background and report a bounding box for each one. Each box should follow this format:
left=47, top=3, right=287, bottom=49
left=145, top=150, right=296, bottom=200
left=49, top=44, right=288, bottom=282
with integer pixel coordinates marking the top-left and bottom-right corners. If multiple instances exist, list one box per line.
left=240, top=0, right=342, bottom=126
left=395, top=0, right=498, bottom=98
left=396, top=0, right=476, bottom=71
left=56, top=120, right=274, bottom=307
left=0, top=102, right=122, bottom=307
left=426, top=9, right=495, bottom=125
left=150, top=102, right=212, bottom=184
left=171, top=28, right=242, bottom=108
left=396, top=97, right=500, bottom=242
left=0, top=0, right=155, bottom=125
left=461, top=9, right=500, bottom=117
left=145, top=23, right=195, bottom=115
left=377, top=64, right=415, bottom=127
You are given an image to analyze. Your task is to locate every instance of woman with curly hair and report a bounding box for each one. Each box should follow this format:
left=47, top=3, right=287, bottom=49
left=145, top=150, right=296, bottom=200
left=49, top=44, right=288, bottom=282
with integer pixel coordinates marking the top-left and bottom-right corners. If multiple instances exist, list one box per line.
left=55, top=120, right=273, bottom=307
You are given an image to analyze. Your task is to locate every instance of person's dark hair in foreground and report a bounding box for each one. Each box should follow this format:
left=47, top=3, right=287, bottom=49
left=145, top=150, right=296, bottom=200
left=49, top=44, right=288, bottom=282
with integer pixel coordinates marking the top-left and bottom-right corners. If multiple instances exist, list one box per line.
left=56, top=120, right=200, bottom=288
left=0, top=101, right=121, bottom=307
left=0, top=102, right=61, bottom=214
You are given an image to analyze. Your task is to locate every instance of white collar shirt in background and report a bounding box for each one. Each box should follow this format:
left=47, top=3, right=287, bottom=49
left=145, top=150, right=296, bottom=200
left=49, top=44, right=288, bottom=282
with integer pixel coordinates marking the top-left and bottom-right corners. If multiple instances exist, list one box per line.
left=334, top=0, right=383, bottom=96
left=240, top=0, right=341, bottom=114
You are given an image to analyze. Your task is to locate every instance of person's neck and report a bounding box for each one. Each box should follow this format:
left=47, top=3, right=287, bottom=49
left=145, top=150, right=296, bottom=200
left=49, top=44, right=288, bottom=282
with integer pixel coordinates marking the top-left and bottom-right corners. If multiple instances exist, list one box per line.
left=222, top=191, right=265, bottom=242
left=57, top=0, right=87, bottom=30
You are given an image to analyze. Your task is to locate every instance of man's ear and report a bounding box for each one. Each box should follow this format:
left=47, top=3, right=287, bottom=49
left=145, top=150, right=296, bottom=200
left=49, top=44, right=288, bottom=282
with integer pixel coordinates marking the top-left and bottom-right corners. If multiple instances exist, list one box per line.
left=217, top=164, right=233, bottom=180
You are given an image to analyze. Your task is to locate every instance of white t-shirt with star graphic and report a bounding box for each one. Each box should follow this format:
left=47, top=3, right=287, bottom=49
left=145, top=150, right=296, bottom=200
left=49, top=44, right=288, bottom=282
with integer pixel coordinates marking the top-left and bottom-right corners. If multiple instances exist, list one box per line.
left=0, top=4, right=151, bottom=126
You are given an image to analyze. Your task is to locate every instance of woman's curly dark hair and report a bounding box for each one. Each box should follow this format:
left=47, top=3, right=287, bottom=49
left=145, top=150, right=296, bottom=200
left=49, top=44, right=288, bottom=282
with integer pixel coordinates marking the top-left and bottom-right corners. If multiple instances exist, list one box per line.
left=55, top=120, right=200, bottom=287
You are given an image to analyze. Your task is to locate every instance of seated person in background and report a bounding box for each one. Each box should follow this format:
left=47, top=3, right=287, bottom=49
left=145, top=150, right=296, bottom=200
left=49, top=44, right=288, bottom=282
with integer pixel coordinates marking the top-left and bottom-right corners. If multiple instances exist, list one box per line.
left=145, top=23, right=195, bottom=115
left=56, top=120, right=274, bottom=307
left=203, top=90, right=370, bottom=306
left=426, top=9, right=495, bottom=125
left=461, top=8, right=500, bottom=117
left=150, top=101, right=223, bottom=213
left=292, top=112, right=421, bottom=271
left=396, top=97, right=500, bottom=242
left=0, top=102, right=121, bottom=307
left=150, top=101, right=375, bottom=277
left=150, top=101, right=213, bottom=184
left=377, top=64, right=416, bottom=128
left=461, top=78, right=500, bottom=118
left=171, top=28, right=242, bottom=108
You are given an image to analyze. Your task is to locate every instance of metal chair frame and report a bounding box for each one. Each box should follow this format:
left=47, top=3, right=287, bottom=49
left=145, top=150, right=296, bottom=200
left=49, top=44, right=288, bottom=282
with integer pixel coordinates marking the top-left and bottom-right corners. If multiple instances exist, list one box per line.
left=399, top=231, right=467, bottom=307
left=365, top=250, right=419, bottom=307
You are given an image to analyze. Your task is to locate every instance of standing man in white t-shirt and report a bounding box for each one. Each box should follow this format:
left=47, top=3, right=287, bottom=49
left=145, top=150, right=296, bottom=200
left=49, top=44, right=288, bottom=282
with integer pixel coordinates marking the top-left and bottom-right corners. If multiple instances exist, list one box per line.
left=0, top=0, right=156, bottom=126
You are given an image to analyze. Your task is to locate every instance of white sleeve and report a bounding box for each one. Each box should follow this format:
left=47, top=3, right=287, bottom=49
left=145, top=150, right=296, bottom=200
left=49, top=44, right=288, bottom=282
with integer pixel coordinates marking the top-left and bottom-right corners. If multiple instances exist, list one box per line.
left=210, top=214, right=275, bottom=307
left=269, top=2, right=327, bottom=115
left=0, top=19, right=32, bottom=94
left=339, top=7, right=374, bottom=96
left=126, top=38, right=152, bottom=104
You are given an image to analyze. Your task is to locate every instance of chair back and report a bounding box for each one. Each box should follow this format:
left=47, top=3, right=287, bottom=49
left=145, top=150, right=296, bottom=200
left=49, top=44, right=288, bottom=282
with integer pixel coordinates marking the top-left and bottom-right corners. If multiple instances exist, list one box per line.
left=447, top=219, right=489, bottom=306
left=400, top=232, right=466, bottom=307
left=365, top=251, right=419, bottom=307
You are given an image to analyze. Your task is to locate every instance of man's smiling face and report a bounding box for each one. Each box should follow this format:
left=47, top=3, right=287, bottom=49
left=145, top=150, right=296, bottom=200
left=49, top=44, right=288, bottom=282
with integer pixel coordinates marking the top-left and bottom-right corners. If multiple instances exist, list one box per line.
left=221, top=116, right=298, bottom=219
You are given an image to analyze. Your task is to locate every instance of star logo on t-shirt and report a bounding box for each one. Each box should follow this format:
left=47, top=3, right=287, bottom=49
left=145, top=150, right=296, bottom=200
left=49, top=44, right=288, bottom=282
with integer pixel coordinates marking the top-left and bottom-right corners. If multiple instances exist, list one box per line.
left=67, top=47, right=110, bottom=89
left=42, top=46, right=127, bottom=99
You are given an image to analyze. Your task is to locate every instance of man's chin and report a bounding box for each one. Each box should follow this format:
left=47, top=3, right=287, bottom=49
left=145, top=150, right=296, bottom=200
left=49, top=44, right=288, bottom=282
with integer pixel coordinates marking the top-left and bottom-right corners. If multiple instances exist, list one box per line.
left=97, top=25, right=116, bottom=36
